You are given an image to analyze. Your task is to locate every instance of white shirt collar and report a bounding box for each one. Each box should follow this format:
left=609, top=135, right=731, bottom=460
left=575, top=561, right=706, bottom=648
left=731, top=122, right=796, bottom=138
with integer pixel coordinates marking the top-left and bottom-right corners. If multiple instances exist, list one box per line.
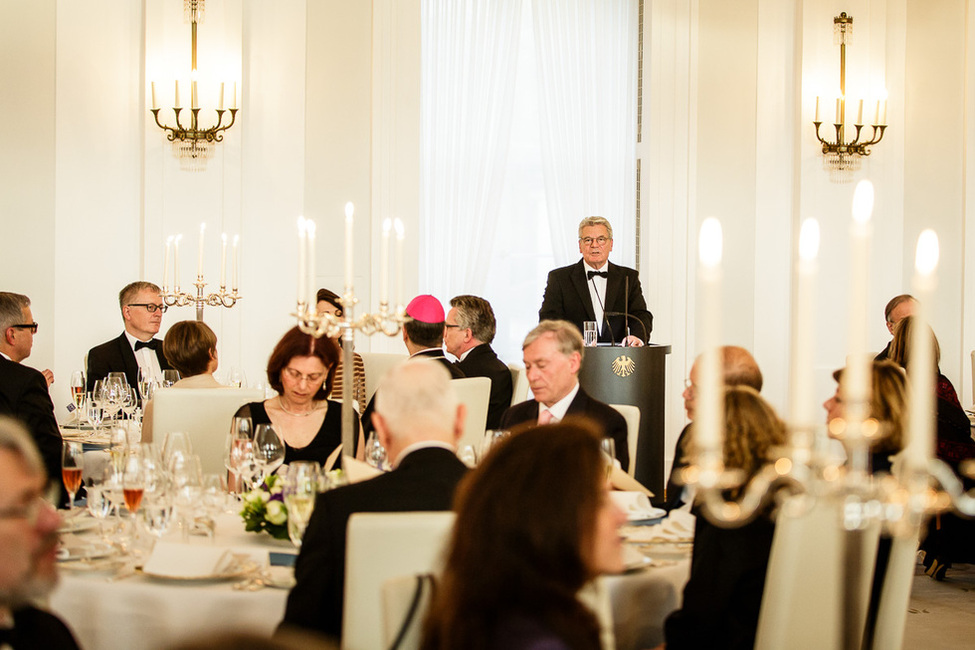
left=392, top=440, right=456, bottom=469
left=123, top=330, right=154, bottom=349
left=583, top=260, right=608, bottom=273
left=539, top=381, right=580, bottom=423
left=0, top=351, right=10, bottom=361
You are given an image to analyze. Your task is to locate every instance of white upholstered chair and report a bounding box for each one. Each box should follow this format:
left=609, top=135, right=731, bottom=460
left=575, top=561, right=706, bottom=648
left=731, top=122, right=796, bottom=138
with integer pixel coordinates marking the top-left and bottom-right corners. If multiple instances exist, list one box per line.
left=508, top=362, right=529, bottom=405
left=451, top=376, right=491, bottom=450
left=150, top=387, right=263, bottom=475
left=360, top=352, right=408, bottom=402
left=343, top=512, right=456, bottom=650
left=609, top=403, right=641, bottom=476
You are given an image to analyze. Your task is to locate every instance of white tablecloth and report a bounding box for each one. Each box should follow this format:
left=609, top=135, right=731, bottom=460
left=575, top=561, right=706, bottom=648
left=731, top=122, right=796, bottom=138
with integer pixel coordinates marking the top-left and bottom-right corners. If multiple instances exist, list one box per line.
left=50, top=513, right=295, bottom=650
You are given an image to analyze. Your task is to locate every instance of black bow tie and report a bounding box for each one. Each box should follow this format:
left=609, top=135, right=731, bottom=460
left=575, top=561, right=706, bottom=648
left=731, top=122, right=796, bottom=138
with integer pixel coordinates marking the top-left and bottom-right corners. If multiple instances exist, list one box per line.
left=134, top=340, right=156, bottom=351
left=587, top=271, right=608, bottom=280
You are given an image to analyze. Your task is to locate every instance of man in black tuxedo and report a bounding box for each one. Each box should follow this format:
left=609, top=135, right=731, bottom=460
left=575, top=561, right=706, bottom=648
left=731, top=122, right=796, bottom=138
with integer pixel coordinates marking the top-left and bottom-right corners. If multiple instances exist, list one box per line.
left=0, top=293, right=64, bottom=494
left=539, top=216, right=653, bottom=346
left=0, top=418, right=81, bottom=649
left=500, top=320, right=629, bottom=471
left=280, top=358, right=468, bottom=641
left=360, top=294, right=464, bottom=441
left=86, top=281, right=172, bottom=391
left=445, top=295, right=512, bottom=429
left=663, top=346, right=763, bottom=511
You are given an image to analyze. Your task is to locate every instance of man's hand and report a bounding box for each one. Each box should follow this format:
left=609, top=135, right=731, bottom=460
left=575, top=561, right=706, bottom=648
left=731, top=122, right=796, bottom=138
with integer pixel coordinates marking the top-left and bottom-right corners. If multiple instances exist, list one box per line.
left=42, top=369, right=54, bottom=386
left=624, top=335, right=644, bottom=348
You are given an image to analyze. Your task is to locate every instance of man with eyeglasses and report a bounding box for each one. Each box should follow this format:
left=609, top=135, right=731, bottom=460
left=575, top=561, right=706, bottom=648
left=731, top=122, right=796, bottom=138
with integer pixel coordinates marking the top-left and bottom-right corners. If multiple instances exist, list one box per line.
left=0, top=417, right=81, bottom=649
left=86, top=281, right=174, bottom=391
left=539, top=216, right=653, bottom=347
left=0, top=293, right=64, bottom=501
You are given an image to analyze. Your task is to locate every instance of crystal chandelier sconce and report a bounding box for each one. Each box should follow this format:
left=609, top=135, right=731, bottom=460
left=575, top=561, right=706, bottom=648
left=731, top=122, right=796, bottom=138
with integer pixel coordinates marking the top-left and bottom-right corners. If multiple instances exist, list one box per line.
left=149, top=0, right=239, bottom=170
left=812, top=12, right=888, bottom=182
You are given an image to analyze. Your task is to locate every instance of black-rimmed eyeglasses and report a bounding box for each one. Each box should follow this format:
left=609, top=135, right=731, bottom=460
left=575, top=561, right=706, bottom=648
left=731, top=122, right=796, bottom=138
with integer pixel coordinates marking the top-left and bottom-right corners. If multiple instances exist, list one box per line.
left=127, top=303, right=168, bottom=313
left=10, top=322, right=38, bottom=334
left=579, top=236, right=610, bottom=246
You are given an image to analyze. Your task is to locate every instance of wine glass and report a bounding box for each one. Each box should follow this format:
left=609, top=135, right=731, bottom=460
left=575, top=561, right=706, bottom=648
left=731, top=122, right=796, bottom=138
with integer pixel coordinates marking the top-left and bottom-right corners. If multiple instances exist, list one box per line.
left=479, top=429, right=510, bottom=461
left=61, top=442, right=84, bottom=511
left=120, top=385, right=138, bottom=421
left=162, top=431, right=194, bottom=477
left=457, top=445, right=478, bottom=468
left=141, top=494, right=174, bottom=545
left=107, top=371, right=128, bottom=387
left=85, top=395, right=104, bottom=431
left=228, top=367, right=247, bottom=388
left=224, top=417, right=253, bottom=496
left=253, top=424, right=285, bottom=485
left=365, top=432, right=387, bottom=470
left=284, top=462, right=320, bottom=548
left=170, top=454, right=203, bottom=542
left=599, top=438, right=617, bottom=479
left=109, top=427, right=128, bottom=476
left=69, top=371, right=86, bottom=422
left=85, top=478, right=113, bottom=542
left=137, top=367, right=157, bottom=404
left=162, top=369, right=181, bottom=387
left=122, top=450, right=146, bottom=516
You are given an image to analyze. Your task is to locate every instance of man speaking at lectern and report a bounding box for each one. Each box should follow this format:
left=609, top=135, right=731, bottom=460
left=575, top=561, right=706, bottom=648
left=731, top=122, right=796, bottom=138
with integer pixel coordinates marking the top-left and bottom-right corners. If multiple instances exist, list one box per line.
left=539, top=216, right=653, bottom=347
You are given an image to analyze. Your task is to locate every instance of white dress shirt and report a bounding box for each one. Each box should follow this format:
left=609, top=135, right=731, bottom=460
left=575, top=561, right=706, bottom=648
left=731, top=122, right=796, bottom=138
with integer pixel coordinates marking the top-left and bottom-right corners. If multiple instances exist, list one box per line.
left=583, top=261, right=608, bottom=333
left=538, top=382, right=580, bottom=424
left=124, top=331, right=163, bottom=383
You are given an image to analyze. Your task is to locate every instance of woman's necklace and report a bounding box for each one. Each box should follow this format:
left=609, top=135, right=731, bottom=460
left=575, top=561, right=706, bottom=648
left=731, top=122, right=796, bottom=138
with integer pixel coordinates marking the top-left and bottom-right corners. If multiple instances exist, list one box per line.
left=276, top=396, right=318, bottom=417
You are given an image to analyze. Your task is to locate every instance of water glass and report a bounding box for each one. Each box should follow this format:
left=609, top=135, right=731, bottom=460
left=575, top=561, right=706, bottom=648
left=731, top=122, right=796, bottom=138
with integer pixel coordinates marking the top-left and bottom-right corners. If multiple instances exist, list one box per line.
left=365, top=433, right=387, bottom=470
left=583, top=320, right=598, bottom=347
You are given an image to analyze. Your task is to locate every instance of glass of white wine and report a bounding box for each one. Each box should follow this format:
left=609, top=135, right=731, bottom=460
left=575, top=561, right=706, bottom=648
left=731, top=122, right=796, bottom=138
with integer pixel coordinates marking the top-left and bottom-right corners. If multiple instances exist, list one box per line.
left=284, top=461, right=320, bottom=548
left=69, top=371, right=86, bottom=423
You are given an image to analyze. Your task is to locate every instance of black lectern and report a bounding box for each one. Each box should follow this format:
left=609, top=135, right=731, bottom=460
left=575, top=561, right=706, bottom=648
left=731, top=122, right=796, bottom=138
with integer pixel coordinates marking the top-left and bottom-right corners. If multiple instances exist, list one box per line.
left=578, top=344, right=671, bottom=503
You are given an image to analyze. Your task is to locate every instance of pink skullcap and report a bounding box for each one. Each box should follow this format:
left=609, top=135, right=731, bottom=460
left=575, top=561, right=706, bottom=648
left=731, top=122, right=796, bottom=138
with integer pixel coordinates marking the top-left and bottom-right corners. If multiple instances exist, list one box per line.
left=405, top=295, right=445, bottom=323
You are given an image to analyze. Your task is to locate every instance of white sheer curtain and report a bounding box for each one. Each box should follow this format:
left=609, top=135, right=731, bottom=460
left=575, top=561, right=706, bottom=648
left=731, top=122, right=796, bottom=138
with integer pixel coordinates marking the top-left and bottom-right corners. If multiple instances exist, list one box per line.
left=420, top=0, right=523, bottom=297
left=531, top=0, right=639, bottom=264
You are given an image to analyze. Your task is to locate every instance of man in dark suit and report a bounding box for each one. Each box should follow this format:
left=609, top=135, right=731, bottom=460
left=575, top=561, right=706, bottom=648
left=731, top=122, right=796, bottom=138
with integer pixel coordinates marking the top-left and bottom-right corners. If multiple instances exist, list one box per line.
left=539, top=216, right=653, bottom=346
left=280, top=358, right=468, bottom=641
left=874, top=294, right=916, bottom=361
left=445, top=295, right=513, bottom=429
left=663, top=346, right=763, bottom=511
left=360, top=295, right=464, bottom=441
left=500, top=320, right=629, bottom=471
left=86, top=281, right=172, bottom=391
left=0, top=293, right=64, bottom=495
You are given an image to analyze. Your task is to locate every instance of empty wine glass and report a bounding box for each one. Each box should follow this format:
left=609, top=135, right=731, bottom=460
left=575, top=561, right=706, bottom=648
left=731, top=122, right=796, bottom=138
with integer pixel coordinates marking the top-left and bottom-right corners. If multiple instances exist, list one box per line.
left=224, top=417, right=253, bottom=496
left=479, top=429, right=510, bottom=461
left=365, top=432, right=387, bottom=470
left=228, top=367, right=247, bottom=388
left=170, top=453, right=203, bottom=542
left=253, top=424, right=285, bottom=484
left=599, top=438, right=617, bottom=479
left=162, top=369, right=181, bottom=387
left=120, top=385, right=138, bottom=421
left=85, top=396, right=104, bottom=431
left=284, top=462, right=320, bottom=549
left=141, top=494, right=174, bottom=545
left=61, top=442, right=84, bottom=511
left=162, top=431, right=193, bottom=476
left=137, top=367, right=157, bottom=404
left=85, top=479, right=113, bottom=542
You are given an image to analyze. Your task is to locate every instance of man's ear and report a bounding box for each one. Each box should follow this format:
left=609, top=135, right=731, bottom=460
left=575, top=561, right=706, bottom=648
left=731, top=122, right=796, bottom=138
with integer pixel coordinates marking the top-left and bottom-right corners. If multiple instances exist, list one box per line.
left=452, top=403, right=467, bottom=443
left=373, top=412, right=391, bottom=450
left=2, top=328, right=14, bottom=346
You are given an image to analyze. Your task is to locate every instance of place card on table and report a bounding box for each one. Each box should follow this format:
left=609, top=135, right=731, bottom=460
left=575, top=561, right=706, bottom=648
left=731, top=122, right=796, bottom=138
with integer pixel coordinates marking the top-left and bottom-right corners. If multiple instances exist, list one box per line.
left=143, top=541, right=236, bottom=579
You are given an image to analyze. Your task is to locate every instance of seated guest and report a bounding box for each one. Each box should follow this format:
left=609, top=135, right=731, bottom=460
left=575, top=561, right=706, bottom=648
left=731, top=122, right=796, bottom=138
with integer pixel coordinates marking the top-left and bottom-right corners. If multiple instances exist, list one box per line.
left=0, top=293, right=64, bottom=501
left=500, top=320, right=628, bottom=471
left=235, top=327, right=354, bottom=466
left=886, top=317, right=975, bottom=581
left=662, top=386, right=786, bottom=650
left=141, top=320, right=224, bottom=443
left=316, top=288, right=367, bottom=411
left=421, top=420, right=626, bottom=650
left=360, top=295, right=465, bottom=441
left=445, top=295, right=513, bottom=429
left=875, top=294, right=916, bottom=361
left=0, top=417, right=81, bottom=649
left=665, top=345, right=763, bottom=511
left=280, top=359, right=468, bottom=642
left=86, top=281, right=173, bottom=391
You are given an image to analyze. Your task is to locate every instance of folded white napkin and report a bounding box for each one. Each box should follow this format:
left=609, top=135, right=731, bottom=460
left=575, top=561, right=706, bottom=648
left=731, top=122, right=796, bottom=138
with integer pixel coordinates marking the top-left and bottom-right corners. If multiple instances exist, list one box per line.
left=143, top=541, right=236, bottom=578
left=343, top=455, right=383, bottom=484
left=622, top=509, right=696, bottom=542
left=609, top=491, right=666, bottom=521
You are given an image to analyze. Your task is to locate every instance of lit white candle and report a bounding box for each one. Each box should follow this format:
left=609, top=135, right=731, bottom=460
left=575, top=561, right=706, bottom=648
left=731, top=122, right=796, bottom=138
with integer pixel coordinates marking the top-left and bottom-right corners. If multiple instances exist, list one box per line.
left=307, top=219, right=317, bottom=308
left=174, top=81, right=181, bottom=109
left=218, top=82, right=225, bottom=111
left=197, top=222, right=206, bottom=278
left=191, top=77, right=198, bottom=110
left=790, top=219, right=820, bottom=443
left=815, top=96, right=820, bottom=122
left=220, top=233, right=228, bottom=287
left=174, top=235, right=182, bottom=290
left=394, top=219, right=405, bottom=310
left=856, top=99, right=863, bottom=125
left=151, top=82, right=158, bottom=110
left=381, top=219, right=392, bottom=304
left=696, top=217, right=724, bottom=470
left=835, top=97, right=841, bottom=124
left=344, top=202, right=355, bottom=290
left=845, top=180, right=874, bottom=425
left=297, top=217, right=307, bottom=306
left=905, top=230, right=939, bottom=468
left=163, top=236, right=172, bottom=291
left=232, top=235, right=239, bottom=291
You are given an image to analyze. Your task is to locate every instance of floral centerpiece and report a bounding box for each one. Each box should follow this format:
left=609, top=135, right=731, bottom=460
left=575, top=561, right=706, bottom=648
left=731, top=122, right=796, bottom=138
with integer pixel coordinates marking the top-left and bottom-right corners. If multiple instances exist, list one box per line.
left=240, top=474, right=289, bottom=540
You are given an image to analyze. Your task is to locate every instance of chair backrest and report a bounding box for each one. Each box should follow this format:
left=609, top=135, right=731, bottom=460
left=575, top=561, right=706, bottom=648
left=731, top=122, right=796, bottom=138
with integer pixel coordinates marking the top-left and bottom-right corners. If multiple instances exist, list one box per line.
left=382, top=573, right=436, bottom=650
left=343, top=511, right=456, bottom=650
left=755, top=496, right=880, bottom=650
left=360, top=352, right=409, bottom=402
left=451, top=376, right=491, bottom=449
left=609, top=404, right=641, bottom=476
left=508, top=363, right=529, bottom=406
left=970, top=350, right=974, bottom=404
left=151, top=387, right=263, bottom=475
left=870, top=530, right=920, bottom=649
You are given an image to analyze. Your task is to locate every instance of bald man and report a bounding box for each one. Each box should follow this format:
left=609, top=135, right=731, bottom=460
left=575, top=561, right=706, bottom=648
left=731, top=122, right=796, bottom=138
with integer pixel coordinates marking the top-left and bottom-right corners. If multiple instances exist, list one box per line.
left=663, top=346, right=763, bottom=511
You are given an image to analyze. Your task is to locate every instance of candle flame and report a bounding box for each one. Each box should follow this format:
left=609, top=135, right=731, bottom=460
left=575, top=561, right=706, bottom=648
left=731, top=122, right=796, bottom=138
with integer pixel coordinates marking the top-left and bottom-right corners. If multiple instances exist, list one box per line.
left=915, top=229, right=939, bottom=275
left=394, top=218, right=405, bottom=238
left=200, top=222, right=206, bottom=232
left=297, top=216, right=306, bottom=232
left=852, top=180, right=874, bottom=223
left=306, top=220, right=317, bottom=236
left=176, top=234, right=182, bottom=243
left=167, top=235, right=174, bottom=244
left=799, top=218, right=820, bottom=261
left=698, top=217, right=723, bottom=268
left=345, top=202, right=354, bottom=220
left=383, top=218, right=392, bottom=233
left=233, top=235, right=239, bottom=245
left=221, top=233, right=227, bottom=243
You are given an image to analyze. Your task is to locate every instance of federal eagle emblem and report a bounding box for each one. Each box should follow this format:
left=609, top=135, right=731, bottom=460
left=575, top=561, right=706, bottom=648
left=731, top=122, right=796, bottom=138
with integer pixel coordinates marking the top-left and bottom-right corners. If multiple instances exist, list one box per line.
left=612, top=355, right=636, bottom=378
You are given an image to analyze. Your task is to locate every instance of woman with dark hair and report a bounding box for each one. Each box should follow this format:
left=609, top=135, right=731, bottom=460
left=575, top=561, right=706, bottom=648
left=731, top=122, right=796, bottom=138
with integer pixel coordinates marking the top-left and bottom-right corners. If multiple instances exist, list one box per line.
left=421, top=419, right=626, bottom=650
left=234, top=327, right=355, bottom=466
left=661, top=386, right=786, bottom=650
left=316, top=288, right=367, bottom=411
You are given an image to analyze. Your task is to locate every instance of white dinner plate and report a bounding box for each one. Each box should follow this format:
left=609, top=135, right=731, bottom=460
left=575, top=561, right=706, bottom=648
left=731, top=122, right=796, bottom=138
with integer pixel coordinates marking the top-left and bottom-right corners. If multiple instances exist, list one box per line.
left=57, top=541, right=116, bottom=562
left=57, top=515, right=101, bottom=534
left=140, top=559, right=257, bottom=583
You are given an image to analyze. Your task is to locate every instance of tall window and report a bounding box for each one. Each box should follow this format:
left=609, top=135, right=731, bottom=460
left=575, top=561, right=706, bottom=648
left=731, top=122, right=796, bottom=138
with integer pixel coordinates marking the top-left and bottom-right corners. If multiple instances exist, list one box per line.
left=421, top=0, right=638, bottom=362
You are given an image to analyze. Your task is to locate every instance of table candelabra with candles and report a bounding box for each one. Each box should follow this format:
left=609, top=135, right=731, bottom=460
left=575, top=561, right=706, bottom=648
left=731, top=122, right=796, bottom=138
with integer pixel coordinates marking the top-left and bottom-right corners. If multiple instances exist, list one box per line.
left=676, top=181, right=974, bottom=649
left=292, top=205, right=408, bottom=456
left=160, top=224, right=241, bottom=321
